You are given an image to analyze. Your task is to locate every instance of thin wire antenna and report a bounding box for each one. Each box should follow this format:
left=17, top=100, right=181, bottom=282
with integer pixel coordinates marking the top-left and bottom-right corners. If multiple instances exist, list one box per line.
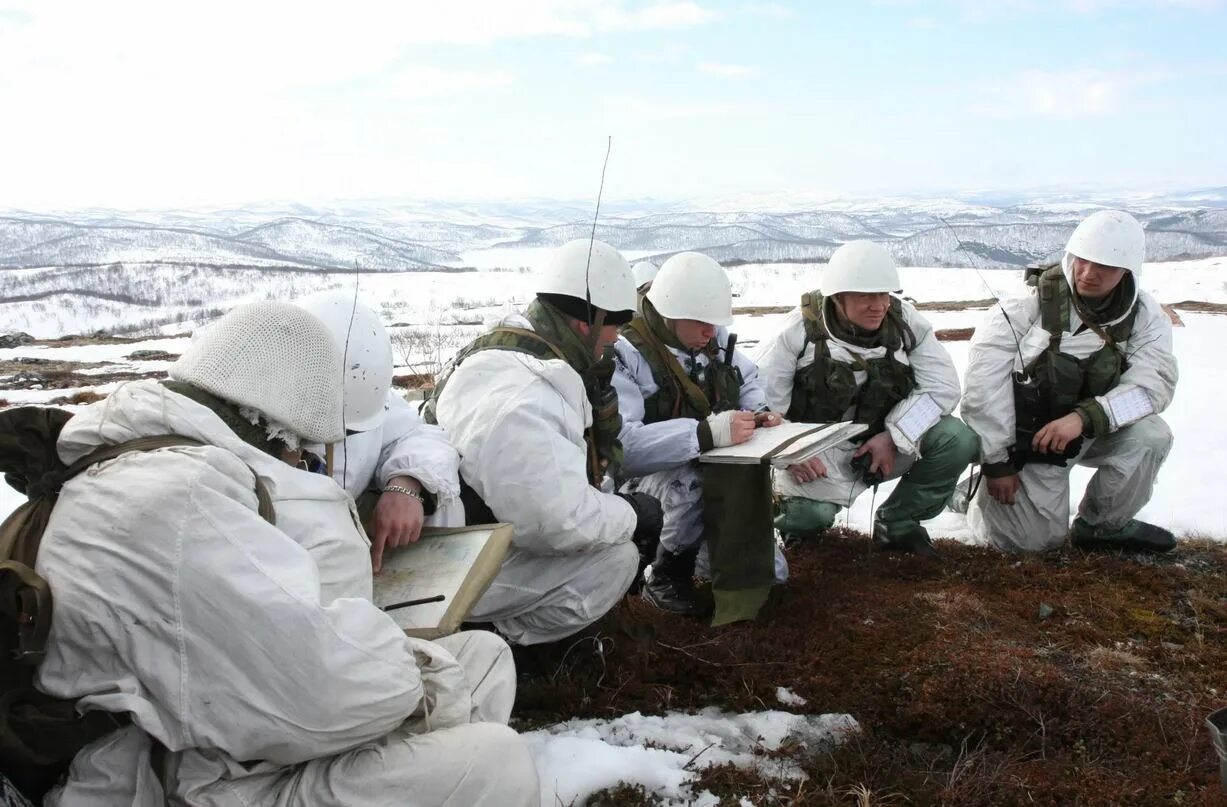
left=341, top=259, right=361, bottom=489
left=935, top=216, right=1027, bottom=370
left=1125, top=333, right=1163, bottom=361
left=585, top=136, right=613, bottom=325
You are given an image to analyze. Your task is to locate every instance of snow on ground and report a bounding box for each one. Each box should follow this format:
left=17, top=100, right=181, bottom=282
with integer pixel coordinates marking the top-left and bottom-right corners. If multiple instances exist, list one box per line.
left=461, top=247, right=659, bottom=270
left=2, top=256, right=1222, bottom=339
left=1, top=259, right=1224, bottom=539
left=523, top=708, right=858, bottom=806
left=731, top=257, right=1227, bottom=307
left=0, top=484, right=23, bottom=526
left=0, top=337, right=187, bottom=363
left=776, top=687, right=808, bottom=707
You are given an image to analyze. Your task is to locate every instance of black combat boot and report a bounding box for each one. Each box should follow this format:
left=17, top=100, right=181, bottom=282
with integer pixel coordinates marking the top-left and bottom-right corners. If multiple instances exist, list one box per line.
left=641, top=545, right=711, bottom=617
left=872, top=520, right=940, bottom=560
left=1071, top=517, right=1176, bottom=554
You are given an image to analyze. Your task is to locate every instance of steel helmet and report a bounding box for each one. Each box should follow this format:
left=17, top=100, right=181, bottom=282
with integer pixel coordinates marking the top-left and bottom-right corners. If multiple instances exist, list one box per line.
left=647, top=252, right=733, bottom=327
left=297, top=290, right=394, bottom=433
left=820, top=241, right=901, bottom=296
left=536, top=239, right=636, bottom=317
left=632, top=261, right=659, bottom=289
left=170, top=302, right=344, bottom=444
left=1065, top=210, right=1146, bottom=274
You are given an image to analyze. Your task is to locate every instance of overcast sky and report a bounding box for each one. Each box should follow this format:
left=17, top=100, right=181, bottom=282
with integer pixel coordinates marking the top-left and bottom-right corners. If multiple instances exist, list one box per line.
left=1, top=0, right=1224, bottom=210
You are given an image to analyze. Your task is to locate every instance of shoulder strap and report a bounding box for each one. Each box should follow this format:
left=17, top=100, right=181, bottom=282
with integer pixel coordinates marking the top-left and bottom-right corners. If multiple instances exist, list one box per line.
left=1036, top=265, right=1069, bottom=353
left=63, top=436, right=276, bottom=524
left=1037, top=264, right=1131, bottom=351
left=798, top=290, right=825, bottom=348
left=885, top=297, right=917, bottom=352
left=1, top=434, right=275, bottom=667
left=422, top=326, right=568, bottom=425
left=625, top=318, right=713, bottom=419
left=487, top=326, right=568, bottom=362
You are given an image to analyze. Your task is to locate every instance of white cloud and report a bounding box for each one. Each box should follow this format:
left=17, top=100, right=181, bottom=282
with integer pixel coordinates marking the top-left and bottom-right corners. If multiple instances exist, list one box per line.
left=579, top=52, right=615, bottom=66
left=740, top=2, right=797, bottom=18
left=0, top=0, right=731, bottom=207
left=1065, top=0, right=1227, bottom=9
left=971, top=68, right=1171, bottom=118
left=383, top=66, right=514, bottom=100
left=698, top=62, right=760, bottom=77
left=595, top=1, right=723, bottom=30
left=907, top=15, right=942, bottom=27
left=612, top=98, right=765, bottom=123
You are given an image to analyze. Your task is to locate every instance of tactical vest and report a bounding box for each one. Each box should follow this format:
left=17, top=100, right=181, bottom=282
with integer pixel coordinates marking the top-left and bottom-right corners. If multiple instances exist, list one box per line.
left=422, top=327, right=620, bottom=488
left=621, top=318, right=743, bottom=424
left=787, top=292, right=916, bottom=434
left=1019, top=264, right=1136, bottom=420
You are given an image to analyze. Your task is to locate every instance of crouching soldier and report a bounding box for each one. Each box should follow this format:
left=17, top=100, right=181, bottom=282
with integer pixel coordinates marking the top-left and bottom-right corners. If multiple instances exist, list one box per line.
left=613, top=252, right=788, bottom=617
left=22, top=302, right=537, bottom=806
left=960, top=210, right=1178, bottom=553
left=754, top=241, right=980, bottom=558
left=425, top=239, right=663, bottom=645
left=298, top=291, right=464, bottom=574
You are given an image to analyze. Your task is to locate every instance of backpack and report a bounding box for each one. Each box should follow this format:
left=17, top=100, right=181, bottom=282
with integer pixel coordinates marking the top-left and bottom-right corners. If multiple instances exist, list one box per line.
left=0, top=406, right=274, bottom=801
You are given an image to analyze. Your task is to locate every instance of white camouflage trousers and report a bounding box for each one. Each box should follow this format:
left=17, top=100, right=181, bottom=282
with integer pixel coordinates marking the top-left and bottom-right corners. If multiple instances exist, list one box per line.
left=48, top=631, right=537, bottom=807
left=965, top=415, right=1173, bottom=553
left=469, top=540, right=639, bottom=645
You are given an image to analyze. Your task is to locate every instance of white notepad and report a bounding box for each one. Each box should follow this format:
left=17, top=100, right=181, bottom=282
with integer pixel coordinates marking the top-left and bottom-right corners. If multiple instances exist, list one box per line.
left=1105, top=386, right=1154, bottom=427
left=700, top=420, right=867, bottom=468
left=894, top=393, right=943, bottom=444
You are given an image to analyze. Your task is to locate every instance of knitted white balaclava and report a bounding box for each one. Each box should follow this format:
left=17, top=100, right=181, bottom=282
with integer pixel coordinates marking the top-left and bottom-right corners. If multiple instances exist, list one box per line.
left=170, top=301, right=345, bottom=444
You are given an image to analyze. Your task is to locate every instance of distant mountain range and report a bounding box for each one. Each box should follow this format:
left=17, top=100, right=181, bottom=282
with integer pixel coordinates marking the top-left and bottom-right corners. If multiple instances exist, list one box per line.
left=2, top=189, right=1226, bottom=337
left=3, top=189, right=1226, bottom=277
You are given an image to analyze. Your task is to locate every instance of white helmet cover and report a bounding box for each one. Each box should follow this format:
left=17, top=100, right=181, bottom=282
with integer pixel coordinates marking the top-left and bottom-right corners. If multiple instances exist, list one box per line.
left=1065, top=209, right=1146, bottom=274
left=821, top=241, right=901, bottom=296
left=170, top=301, right=344, bottom=444
left=647, top=252, right=733, bottom=327
left=632, top=261, right=659, bottom=289
left=536, top=239, right=636, bottom=316
left=297, top=290, right=394, bottom=433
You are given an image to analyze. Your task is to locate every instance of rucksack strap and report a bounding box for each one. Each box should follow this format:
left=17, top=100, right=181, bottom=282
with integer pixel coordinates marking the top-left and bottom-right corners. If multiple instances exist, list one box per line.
left=59, top=436, right=276, bottom=525
left=1, top=435, right=276, bottom=666
left=487, top=327, right=568, bottom=362
left=0, top=562, right=50, bottom=665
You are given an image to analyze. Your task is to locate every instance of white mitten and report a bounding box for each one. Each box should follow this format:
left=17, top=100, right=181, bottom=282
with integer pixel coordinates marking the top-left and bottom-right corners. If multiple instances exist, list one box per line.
left=706, top=410, right=739, bottom=448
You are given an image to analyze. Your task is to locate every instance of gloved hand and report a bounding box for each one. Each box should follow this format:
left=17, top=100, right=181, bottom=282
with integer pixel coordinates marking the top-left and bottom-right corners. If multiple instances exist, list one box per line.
left=617, top=492, right=663, bottom=555
left=616, top=491, right=663, bottom=592
left=705, top=410, right=756, bottom=448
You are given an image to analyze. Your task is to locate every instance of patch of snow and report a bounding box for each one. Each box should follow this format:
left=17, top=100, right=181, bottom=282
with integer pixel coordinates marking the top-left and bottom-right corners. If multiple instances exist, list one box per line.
left=524, top=708, right=859, bottom=806
left=0, top=337, right=189, bottom=363
left=776, top=687, right=808, bottom=707
left=0, top=485, right=24, bottom=525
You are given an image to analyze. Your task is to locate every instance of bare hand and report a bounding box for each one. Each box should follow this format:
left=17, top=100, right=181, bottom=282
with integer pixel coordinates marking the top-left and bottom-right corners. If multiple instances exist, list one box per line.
left=987, top=474, right=1021, bottom=506
left=370, top=476, right=426, bottom=573
left=787, top=457, right=828, bottom=484
left=1032, top=413, right=1083, bottom=456
left=729, top=411, right=757, bottom=445
left=852, top=431, right=896, bottom=478
left=755, top=411, right=784, bottom=429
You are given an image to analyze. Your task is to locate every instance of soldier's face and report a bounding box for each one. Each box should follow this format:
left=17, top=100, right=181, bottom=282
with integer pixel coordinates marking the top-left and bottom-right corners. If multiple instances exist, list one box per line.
left=671, top=318, right=717, bottom=349
left=1071, top=256, right=1127, bottom=299
left=576, top=321, right=621, bottom=357
left=834, top=292, right=890, bottom=331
